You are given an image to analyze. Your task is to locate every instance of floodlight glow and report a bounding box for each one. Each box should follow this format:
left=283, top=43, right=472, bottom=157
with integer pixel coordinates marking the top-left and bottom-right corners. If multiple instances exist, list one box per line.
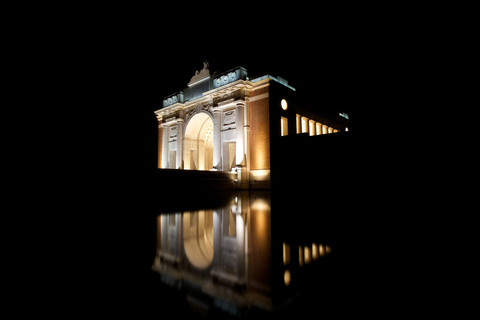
left=281, top=99, right=288, bottom=110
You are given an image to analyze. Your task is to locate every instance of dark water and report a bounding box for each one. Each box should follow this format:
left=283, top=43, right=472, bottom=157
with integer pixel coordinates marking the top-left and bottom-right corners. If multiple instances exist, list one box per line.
left=97, top=186, right=365, bottom=319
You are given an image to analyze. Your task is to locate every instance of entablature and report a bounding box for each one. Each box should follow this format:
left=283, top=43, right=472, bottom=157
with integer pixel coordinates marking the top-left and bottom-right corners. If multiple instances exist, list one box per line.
left=155, top=104, right=183, bottom=121
left=155, top=81, right=252, bottom=121
left=203, top=79, right=252, bottom=99
left=155, top=67, right=290, bottom=123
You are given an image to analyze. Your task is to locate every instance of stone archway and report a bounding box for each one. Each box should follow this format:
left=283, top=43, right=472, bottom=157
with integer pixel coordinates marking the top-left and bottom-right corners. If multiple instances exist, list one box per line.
left=184, top=113, right=214, bottom=170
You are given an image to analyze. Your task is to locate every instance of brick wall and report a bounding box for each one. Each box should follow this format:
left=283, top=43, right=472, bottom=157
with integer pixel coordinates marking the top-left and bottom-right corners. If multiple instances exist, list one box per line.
left=249, top=87, right=270, bottom=170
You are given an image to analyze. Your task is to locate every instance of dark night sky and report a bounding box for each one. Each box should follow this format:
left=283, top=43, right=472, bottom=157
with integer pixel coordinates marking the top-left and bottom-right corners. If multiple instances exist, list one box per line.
left=112, top=36, right=368, bottom=169
left=56, top=11, right=388, bottom=315
left=87, top=12, right=380, bottom=177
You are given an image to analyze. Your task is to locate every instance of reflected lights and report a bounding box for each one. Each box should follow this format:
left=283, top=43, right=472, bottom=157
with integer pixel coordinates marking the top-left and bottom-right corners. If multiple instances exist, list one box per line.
left=251, top=198, right=270, bottom=211
left=319, top=244, right=325, bottom=257
left=283, top=242, right=290, bottom=265
left=298, top=246, right=304, bottom=267
left=304, top=246, right=311, bottom=264
left=284, top=269, right=291, bottom=286
left=312, top=243, right=318, bottom=260
left=282, top=242, right=333, bottom=287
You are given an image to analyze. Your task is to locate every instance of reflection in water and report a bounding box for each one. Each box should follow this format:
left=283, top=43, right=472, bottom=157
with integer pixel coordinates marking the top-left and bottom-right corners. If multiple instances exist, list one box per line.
left=152, top=191, right=341, bottom=318
left=183, top=210, right=214, bottom=269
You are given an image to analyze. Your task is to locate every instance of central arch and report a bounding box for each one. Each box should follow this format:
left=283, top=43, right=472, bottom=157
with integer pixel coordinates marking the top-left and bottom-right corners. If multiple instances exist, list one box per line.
left=184, top=113, right=214, bottom=170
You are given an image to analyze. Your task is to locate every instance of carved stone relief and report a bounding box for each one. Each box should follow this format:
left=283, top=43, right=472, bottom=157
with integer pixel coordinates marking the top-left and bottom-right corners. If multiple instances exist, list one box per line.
left=223, top=110, right=235, bottom=126
left=229, top=70, right=238, bottom=81
left=214, top=70, right=239, bottom=87
left=186, top=108, right=196, bottom=120
left=169, top=126, right=177, bottom=141
left=201, top=101, right=212, bottom=111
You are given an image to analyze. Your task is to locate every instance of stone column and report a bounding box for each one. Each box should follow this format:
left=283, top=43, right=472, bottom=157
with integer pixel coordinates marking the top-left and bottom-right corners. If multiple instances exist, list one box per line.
left=296, top=114, right=301, bottom=134
left=158, top=121, right=163, bottom=168
left=176, top=119, right=184, bottom=169
left=309, top=120, right=315, bottom=136
left=161, top=124, right=169, bottom=169
left=212, top=111, right=222, bottom=170
left=235, top=102, right=245, bottom=167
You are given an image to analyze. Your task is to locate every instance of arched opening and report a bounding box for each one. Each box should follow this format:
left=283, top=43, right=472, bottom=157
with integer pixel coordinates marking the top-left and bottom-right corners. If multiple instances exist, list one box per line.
left=183, top=210, right=214, bottom=269
left=184, top=113, right=214, bottom=170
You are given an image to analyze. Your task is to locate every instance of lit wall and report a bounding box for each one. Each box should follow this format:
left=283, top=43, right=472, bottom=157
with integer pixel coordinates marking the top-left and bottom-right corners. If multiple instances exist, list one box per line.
left=157, top=125, right=163, bottom=169
left=249, top=87, right=270, bottom=171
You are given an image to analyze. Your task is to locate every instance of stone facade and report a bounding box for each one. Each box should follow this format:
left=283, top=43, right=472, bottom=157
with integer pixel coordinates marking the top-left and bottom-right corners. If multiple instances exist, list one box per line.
left=154, top=63, right=349, bottom=189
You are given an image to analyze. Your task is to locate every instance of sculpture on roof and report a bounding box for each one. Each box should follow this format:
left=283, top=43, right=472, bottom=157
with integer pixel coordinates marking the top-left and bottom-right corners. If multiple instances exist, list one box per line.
left=188, top=61, right=211, bottom=86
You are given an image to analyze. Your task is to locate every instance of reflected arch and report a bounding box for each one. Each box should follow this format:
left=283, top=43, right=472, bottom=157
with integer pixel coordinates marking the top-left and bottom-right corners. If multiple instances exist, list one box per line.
left=183, top=210, right=214, bottom=269
left=184, top=113, right=214, bottom=170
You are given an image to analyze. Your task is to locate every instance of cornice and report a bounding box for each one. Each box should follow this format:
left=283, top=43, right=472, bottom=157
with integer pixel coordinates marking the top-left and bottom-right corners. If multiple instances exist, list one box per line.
left=154, top=103, right=183, bottom=120
left=248, top=78, right=271, bottom=91
left=154, top=79, right=255, bottom=121
left=202, top=80, right=252, bottom=98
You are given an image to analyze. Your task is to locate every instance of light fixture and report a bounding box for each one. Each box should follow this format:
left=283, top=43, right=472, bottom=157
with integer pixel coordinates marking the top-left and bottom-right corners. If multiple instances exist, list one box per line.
left=281, top=99, right=288, bottom=110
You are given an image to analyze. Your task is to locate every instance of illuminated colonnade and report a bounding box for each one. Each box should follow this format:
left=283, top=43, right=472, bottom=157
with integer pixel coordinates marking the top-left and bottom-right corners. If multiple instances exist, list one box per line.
left=292, top=113, right=343, bottom=137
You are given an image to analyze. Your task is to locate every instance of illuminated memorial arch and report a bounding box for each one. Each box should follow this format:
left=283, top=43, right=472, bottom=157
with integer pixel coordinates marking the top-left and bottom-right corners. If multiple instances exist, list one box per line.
left=154, top=62, right=349, bottom=188
left=184, top=113, right=214, bottom=170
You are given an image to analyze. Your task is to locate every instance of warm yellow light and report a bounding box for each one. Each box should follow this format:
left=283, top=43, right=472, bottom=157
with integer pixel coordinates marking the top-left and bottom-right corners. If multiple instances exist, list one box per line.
left=319, top=244, right=325, bottom=257
left=251, top=198, right=270, bottom=211
left=281, top=116, right=288, bottom=136
left=301, top=117, right=308, bottom=133
left=312, top=243, right=319, bottom=260
left=326, top=245, right=332, bottom=254
left=281, top=99, right=288, bottom=110
left=284, top=269, right=291, bottom=286
left=304, top=246, right=311, bottom=264
left=299, top=246, right=304, bottom=267
left=283, top=242, right=290, bottom=265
